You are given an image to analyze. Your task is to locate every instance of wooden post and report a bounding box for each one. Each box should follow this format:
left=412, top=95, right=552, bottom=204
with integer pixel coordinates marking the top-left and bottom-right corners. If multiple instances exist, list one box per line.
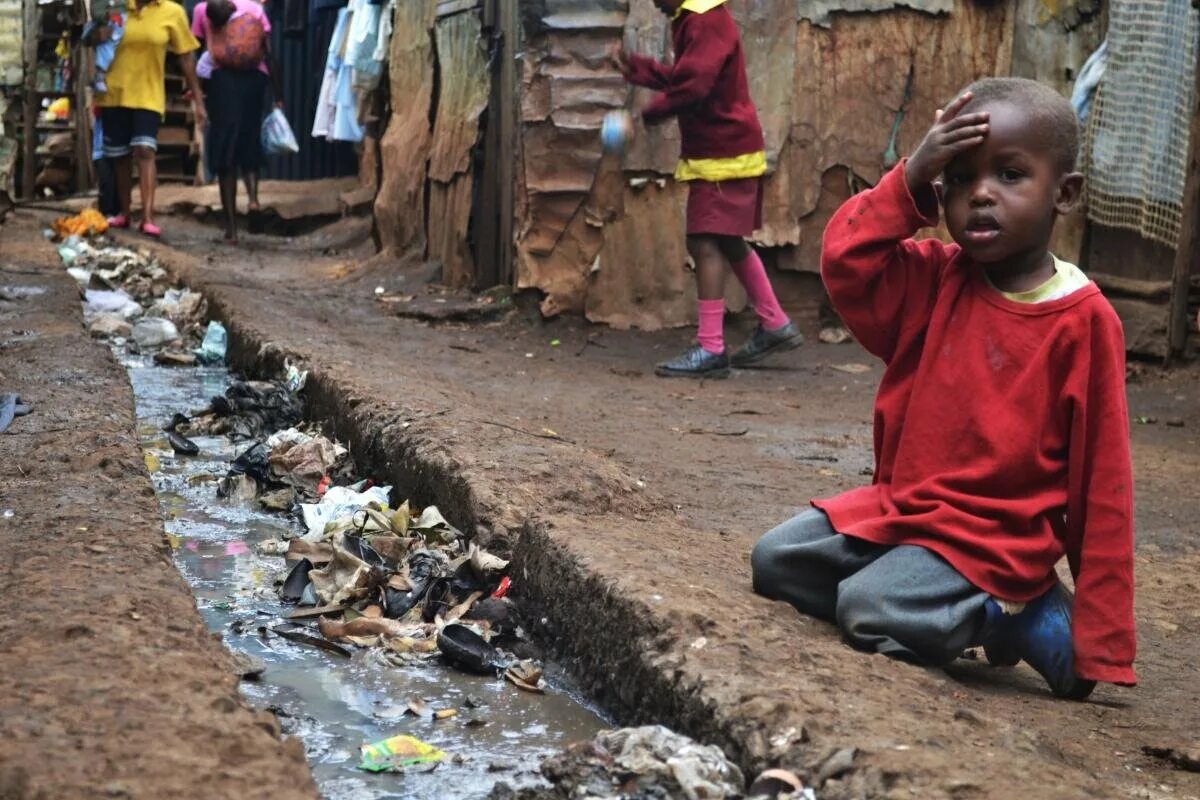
left=1167, top=28, right=1200, bottom=362
left=20, top=0, right=38, bottom=198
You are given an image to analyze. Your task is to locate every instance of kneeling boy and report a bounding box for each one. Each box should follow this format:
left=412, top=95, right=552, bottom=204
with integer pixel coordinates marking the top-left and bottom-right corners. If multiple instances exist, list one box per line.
left=751, top=78, right=1135, bottom=699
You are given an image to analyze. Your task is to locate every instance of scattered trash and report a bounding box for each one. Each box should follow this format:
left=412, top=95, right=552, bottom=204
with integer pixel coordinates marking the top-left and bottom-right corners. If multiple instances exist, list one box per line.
left=154, top=350, right=197, bottom=367
left=818, top=326, right=852, bottom=345
left=829, top=363, right=871, bottom=374
left=490, top=726, right=744, bottom=800
left=191, top=380, right=304, bottom=441
left=193, top=321, right=227, bottom=365
left=152, top=289, right=206, bottom=327
left=358, top=734, right=445, bottom=773
left=749, top=768, right=813, bottom=799
left=85, top=289, right=143, bottom=320
left=130, top=317, right=180, bottom=349
left=52, top=208, right=108, bottom=239
left=166, top=429, right=200, bottom=456
left=438, top=623, right=506, bottom=675
left=505, top=661, right=545, bottom=694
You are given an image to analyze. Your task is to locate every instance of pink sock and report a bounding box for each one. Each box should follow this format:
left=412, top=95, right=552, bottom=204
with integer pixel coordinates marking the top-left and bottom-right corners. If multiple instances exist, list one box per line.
left=696, top=298, right=725, bottom=354
left=730, top=250, right=790, bottom=330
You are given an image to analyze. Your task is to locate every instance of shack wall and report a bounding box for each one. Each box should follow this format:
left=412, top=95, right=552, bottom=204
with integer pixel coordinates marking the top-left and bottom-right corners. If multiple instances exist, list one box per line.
left=514, top=0, right=1023, bottom=326
left=373, top=0, right=1107, bottom=328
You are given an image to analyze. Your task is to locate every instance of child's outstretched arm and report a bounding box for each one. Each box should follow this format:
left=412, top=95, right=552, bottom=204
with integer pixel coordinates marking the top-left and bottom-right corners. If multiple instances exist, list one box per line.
left=614, top=47, right=672, bottom=91
left=1064, top=309, right=1137, bottom=686
left=821, top=93, right=990, bottom=362
left=616, top=14, right=735, bottom=125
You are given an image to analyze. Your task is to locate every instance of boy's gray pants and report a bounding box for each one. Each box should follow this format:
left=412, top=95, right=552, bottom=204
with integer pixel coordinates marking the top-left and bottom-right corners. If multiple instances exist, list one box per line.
left=751, top=508, right=989, bottom=666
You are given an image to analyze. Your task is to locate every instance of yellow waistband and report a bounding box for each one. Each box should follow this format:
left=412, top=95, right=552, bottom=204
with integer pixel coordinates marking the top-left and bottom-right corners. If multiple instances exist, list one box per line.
left=674, top=150, right=767, bottom=182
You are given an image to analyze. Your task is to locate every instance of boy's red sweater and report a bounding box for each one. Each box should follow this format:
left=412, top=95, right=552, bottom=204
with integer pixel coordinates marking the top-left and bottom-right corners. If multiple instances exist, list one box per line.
left=815, top=162, right=1136, bottom=686
left=625, top=6, right=764, bottom=160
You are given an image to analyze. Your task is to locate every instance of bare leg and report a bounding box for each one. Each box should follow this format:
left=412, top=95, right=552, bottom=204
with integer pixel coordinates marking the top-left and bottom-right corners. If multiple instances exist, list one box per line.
left=243, top=170, right=260, bottom=211
left=686, top=235, right=729, bottom=300
left=133, top=146, right=157, bottom=226
left=113, top=155, right=133, bottom=218
left=219, top=170, right=238, bottom=241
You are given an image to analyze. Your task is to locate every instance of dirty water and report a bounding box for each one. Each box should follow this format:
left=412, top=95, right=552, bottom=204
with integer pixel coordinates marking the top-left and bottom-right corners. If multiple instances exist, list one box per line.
left=124, top=356, right=605, bottom=799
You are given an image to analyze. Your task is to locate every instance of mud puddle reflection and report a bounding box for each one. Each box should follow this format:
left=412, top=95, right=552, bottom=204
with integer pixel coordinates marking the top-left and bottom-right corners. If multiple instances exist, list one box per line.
left=124, top=356, right=604, bottom=799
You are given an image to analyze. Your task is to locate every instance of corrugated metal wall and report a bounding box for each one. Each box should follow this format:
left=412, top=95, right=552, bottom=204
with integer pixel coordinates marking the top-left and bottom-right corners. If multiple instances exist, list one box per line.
left=263, top=0, right=357, bottom=180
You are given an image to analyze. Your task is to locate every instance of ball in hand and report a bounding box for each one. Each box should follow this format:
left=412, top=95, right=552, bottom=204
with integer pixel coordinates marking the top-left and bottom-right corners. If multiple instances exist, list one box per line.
left=601, top=110, right=633, bottom=154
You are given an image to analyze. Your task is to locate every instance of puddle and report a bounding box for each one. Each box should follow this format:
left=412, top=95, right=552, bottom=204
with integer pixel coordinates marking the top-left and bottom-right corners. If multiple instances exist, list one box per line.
left=124, top=356, right=605, bottom=799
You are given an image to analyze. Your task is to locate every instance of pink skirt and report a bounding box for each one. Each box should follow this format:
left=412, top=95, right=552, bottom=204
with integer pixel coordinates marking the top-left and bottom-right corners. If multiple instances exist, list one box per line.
left=685, top=177, right=763, bottom=237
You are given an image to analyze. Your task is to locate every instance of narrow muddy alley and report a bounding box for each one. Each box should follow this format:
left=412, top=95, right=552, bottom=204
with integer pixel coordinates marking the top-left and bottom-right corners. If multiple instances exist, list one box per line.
left=123, top=350, right=604, bottom=798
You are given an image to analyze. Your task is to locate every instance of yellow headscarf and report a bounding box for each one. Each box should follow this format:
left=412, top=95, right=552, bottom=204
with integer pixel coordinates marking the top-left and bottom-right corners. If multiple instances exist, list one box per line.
left=675, top=0, right=728, bottom=17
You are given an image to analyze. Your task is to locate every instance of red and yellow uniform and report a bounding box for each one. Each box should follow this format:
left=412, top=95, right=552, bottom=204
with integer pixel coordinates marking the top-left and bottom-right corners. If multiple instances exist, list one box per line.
left=625, top=0, right=766, bottom=236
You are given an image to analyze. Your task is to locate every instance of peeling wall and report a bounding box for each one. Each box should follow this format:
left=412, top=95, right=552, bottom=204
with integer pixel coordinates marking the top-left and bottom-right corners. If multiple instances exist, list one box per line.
left=373, top=1, right=434, bottom=257
left=374, top=0, right=1106, bottom=328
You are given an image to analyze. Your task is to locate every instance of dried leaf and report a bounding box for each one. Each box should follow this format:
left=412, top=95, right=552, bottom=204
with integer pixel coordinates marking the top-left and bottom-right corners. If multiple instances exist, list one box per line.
left=387, top=573, right=413, bottom=591
left=504, top=660, right=545, bottom=694
left=406, top=697, right=432, bottom=718
left=434, top=709, right=458, bottom=721
left=444, top=591, right=484, bottom=624
left=391, top=501, right=411, bottom=535
left=318, top=615, right=411, bottom=641
left=830, top=363, right=871, bottom=374
left=362, top=605, right=383, bottom=618
left=468, top=543, right=509, bottom=574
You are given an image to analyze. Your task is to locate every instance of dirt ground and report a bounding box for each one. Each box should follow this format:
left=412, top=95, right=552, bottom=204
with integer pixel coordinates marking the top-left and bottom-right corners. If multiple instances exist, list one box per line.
left=0, top=222, right=318, bottom=800
left=6, top=205, right=1200, bottom=799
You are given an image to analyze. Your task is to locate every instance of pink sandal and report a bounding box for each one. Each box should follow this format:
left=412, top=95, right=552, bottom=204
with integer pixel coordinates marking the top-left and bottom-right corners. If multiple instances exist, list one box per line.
left=106, top=214, right=130, bottom=229
left=139, top=221, right=161, bottom=238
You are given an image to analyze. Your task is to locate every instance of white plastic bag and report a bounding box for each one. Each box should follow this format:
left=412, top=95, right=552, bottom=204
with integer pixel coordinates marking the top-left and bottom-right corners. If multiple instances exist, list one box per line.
left=261, top=108, right=299, bottom=156
left=300, top=484, right=392, bottom=540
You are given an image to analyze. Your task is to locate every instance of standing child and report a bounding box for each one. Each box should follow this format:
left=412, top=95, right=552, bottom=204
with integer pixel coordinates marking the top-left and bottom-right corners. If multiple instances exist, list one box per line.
left=615, top=0, right=802, bottom=378
left=751, top=78, right=1136, bottom=699
left=85, top=0, right=125, bottom=93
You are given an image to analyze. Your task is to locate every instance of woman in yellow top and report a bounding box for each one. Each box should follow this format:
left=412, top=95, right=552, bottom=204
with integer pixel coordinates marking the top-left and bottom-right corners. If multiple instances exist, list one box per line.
left=94, top=0, right=206, bottom=237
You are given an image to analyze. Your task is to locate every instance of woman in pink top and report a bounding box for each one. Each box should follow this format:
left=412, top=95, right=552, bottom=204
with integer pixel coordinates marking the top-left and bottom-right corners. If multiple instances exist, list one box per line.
left=191, top=0, right=281, bottom=242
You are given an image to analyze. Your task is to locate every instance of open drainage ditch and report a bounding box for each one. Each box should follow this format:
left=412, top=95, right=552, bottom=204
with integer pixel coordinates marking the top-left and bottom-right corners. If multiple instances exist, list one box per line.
left=121, top=350, right=605, bottom=799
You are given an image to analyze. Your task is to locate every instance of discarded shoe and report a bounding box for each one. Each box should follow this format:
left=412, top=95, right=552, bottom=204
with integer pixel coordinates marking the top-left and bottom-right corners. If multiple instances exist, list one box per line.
left=164, top=412, right=191, bottom=432
left=166, top=429, right=200, bottom=456
left=654, top=345, right=730, bottom=379
left=437, top=623, right=505, bottom=675
left=731, top=321, right=804, bottom=366
left=979, top=583, right=1096, bottom=700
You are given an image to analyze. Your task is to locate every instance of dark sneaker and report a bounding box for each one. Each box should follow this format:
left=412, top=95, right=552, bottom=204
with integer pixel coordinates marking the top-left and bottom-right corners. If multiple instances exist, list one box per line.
left=731, top=321, right=804, bottom=366
left=655, top=345, right=731, bottom=379
left=979, top=583, right=1096, bottom=700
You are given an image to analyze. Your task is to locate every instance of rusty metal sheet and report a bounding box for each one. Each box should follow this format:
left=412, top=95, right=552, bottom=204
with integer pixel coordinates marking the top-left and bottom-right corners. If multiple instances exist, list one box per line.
left=732, top=0, right=795, bottom=169
left=1010, top=0, right=1104, bottom=264
left=375, top=1, right=435, bottom=255
left=525, top=0, right=629, bottom=31
left=757, top=2, right=1014, bottom=256
left=585, top=180, right=695, bottom=329
left=428, top=176, right=477, bottom=288
left=797, top=0, right=953, bottom=27
left=428, top=12, right=491, bottom=184
left=621, top=0, right=680, bottom=174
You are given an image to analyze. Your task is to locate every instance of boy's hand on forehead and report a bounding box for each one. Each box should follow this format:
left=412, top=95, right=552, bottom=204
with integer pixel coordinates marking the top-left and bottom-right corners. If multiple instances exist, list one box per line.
left=905, top=92, right=990, bottom=196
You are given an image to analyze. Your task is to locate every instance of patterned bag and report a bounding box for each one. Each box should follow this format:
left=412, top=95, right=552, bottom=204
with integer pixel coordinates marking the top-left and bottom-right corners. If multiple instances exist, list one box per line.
left=209, top=13, right=264, bottom=71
